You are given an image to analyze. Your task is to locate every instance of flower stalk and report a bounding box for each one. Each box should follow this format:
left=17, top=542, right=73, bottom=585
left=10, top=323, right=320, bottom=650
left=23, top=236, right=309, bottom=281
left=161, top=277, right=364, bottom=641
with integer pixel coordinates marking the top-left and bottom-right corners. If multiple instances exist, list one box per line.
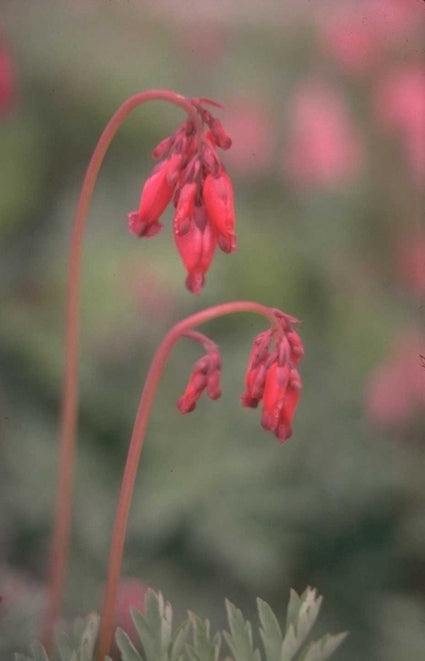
left=41, top=87, right=304, bottom=661
left=41, top=90, right=204, bottom=653
left=96, top=301, right=287, bottom=661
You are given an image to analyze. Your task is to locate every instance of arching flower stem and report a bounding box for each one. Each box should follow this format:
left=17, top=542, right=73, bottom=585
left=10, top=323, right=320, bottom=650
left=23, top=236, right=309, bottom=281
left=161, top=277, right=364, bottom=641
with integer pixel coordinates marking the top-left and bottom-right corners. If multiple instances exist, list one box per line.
left=96, top=301, right=281, bottom=661
left=182, top=328, right=220, bottom=352
left=41, top=90, right=202, bottom=653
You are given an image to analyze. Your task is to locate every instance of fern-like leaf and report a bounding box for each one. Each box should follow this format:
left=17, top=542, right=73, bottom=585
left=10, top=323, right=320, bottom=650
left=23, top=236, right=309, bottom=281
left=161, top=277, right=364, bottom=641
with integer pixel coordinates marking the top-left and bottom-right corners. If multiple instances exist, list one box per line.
left=257, top=598, right=283, bottom=661
left=115, top=628, right=143, bottom=661
left=297, top=633, right=348, bottom=661
left=55, top=629, right=75, bottom=661
left=280, top=587, right=322, bottom=661
left=223, top=600, right=261, bottom=661
left=185, top=614, right=221, bottom=661
left=78, top=613, right=100, bottom=661
left=13, top=587, right=346, bottom=661
left=169, top=620, right=191, bottom=661
left=130, top=590, right=173, bottom=661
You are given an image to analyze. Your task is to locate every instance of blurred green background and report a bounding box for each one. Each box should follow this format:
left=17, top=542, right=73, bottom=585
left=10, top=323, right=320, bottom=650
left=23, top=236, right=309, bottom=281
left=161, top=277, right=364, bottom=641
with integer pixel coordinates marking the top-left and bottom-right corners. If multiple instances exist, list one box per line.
left=1, top=1, right=425, bottom=659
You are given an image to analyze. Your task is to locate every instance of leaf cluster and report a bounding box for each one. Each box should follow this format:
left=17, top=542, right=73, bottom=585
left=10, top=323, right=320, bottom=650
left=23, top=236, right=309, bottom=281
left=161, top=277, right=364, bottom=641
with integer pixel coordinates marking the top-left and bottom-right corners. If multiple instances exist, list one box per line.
left=15, top=588, right=346, bottom=661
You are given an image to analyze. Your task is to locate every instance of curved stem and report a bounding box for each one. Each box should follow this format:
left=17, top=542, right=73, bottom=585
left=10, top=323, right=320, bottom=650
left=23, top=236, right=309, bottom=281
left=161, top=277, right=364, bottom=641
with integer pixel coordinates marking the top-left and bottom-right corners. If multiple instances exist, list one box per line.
left=41, top=90, right=202, bottom=653
left=96, top=301, right=280, bottom=660
left=183, top=328, right=219, bottom=352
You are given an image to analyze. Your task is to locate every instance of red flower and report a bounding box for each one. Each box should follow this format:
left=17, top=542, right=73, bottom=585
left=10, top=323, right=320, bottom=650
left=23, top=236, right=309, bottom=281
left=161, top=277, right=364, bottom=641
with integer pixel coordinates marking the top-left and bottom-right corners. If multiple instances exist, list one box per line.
left=128, top=154, right=181, bottom=237
left=241, top=312, right=303, bottom=442
left=202, top=171, right=237, bottom=253
left=128, top=98, right=237, bottom=293
left=174, top=207, right=218, bottom=295
left=240, top=330, right=272, bottom=408
left=261, top=363, right=301, bottom=443
left=173, top=181, right=197, bottom=236
left=177, top=345, right=221, bottom=413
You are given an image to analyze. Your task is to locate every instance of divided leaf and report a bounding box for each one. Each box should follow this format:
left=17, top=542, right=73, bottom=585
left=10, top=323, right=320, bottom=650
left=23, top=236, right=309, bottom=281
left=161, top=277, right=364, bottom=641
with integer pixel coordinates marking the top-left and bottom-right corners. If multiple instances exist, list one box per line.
left=78, top=613, right=100, bottom=661
left=298, top=633, right=348, bottom=661
left=131, top=590, right=173, bottom=661
left=285, top=590, right=301, bottom=632
left=169, top=620, right=191, bottom=661
left=257, top=598, right=283, bottom=661
left=185, top=614, right=220, bottom=661
left=13, top=587, right=346, bottom=661
left=55, top=629, right=75, bottom=661
left=14, top=642, right=49, bottom=661
left=29, top=643, right=49, bottom=661
left=280, top=587, right=322, bottom=661
left=223, top=600, right=261, bottom=661
left=115, top=628, right=143, bottom=661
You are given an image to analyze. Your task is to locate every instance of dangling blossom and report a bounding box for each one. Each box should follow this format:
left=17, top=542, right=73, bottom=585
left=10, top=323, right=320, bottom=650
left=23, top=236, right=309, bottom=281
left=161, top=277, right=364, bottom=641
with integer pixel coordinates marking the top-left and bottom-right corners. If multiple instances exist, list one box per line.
left=241, top=310, right=303, bottom=442
left=177, top=342, right=222, bottom=413
left=174, top=206, right=218, bottom=295
left=128, top=98, right=236, bottom=294
left=176, top=310, right=303, bottom=442
left=203, top=171, right=236, bottom=253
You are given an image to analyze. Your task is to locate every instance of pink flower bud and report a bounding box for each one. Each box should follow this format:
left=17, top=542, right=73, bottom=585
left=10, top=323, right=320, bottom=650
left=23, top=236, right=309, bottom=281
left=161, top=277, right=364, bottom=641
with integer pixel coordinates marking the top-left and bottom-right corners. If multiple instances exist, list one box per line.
left=208, top=118, right=232, bottom=150
left=177, top=347, right=222, bottom=413
left=173, top=182, right=197, bottom=236
left=261, top=362, right=300, bottom=443
left=240, top=331, right=272, bottom=408
left=206, top=369, right=222, bottom=400
left=241, top=314, right=303, bottom=441
left=202, top=172, right=237, bottom=253
left=152, top=136, right=173, bottom=159
left=174, top=207, right=218, bottom=295
left=128, top=156, right=180, bottom=237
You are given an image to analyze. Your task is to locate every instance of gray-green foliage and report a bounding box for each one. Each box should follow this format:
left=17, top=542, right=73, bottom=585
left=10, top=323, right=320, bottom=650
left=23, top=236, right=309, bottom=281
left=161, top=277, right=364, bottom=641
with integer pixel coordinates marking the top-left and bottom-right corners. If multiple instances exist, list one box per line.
left=15, top=588, right=346, bottom=661
left=15, top=614, right=100, bottom=661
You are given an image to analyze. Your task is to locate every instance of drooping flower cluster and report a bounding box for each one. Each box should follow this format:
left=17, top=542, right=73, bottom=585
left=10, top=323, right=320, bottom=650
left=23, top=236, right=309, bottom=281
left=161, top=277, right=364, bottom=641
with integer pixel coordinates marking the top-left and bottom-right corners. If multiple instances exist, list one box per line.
left=177, top=310, right=303, bottom=442
left=177, top=341, right=221, bottom=413
left=241, top=310, right=303, bottom=442
left=128, top=99, right=236, bottom=294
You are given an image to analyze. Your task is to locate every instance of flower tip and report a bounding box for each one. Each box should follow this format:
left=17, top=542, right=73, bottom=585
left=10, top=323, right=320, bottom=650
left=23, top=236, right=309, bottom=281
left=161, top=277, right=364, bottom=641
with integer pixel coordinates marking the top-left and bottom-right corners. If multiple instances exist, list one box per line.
left=185, top=271, right=205, bottom=295
left=221, top=136, right=232, bottom=150
left=207, top=387, right=222, bottom=400
left=241, top=392, right=259, bottom=408
left=206, top=371, right=222, bottom=400
left=261, top=412, right=292, bottom=443
left=127, top=210, right=141, bottom=235
left=128, top=211, right=163, bottom=238
left=218, top=233, right=237, bottom=253
left=276, top=423, right=293, bottom=443
left=177, top=397, right=197, bottom=414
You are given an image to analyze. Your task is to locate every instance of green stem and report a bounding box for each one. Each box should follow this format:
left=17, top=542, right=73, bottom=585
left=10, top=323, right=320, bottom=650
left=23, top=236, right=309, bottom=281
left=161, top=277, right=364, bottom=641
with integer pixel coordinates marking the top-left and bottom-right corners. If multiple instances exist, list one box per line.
left=41, top=90, right=202, bottom=654
left=96, top=301, right=280, bottom=660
